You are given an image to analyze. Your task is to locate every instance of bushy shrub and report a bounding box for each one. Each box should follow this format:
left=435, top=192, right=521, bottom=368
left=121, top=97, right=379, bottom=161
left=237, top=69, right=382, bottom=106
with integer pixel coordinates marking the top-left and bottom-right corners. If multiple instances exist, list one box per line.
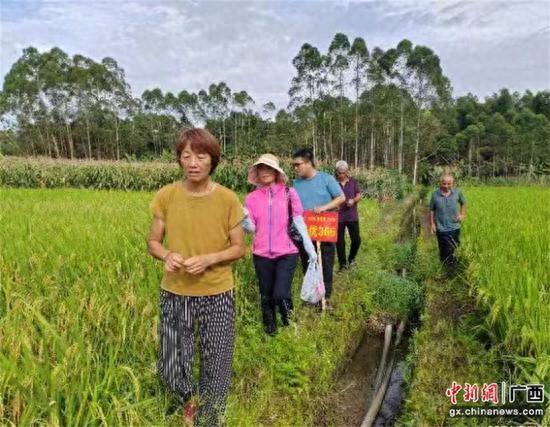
left=371, top=271, right=422, bottom=318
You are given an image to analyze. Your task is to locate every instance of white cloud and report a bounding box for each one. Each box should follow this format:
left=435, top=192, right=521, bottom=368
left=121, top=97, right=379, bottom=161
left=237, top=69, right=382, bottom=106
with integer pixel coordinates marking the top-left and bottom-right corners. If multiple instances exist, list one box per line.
left=1, top=0, right=548, bottom=110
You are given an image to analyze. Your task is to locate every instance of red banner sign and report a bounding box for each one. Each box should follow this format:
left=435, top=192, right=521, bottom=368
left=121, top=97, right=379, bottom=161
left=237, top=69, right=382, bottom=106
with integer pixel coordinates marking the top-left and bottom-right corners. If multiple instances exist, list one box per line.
left=303, top=211, right=339, bottom=242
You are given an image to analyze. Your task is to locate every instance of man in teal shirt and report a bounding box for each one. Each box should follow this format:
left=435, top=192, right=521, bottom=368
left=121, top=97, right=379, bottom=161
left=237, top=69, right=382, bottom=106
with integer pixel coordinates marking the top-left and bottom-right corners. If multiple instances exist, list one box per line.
left=429, top=174, right=466, bottom=273
left=292, top=148, right=345, bottom=305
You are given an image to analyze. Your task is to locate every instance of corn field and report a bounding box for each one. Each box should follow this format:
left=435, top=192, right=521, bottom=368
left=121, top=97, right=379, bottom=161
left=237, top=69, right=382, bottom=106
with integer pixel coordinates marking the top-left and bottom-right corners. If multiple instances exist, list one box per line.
left=0, top=156, right=410, bottom=201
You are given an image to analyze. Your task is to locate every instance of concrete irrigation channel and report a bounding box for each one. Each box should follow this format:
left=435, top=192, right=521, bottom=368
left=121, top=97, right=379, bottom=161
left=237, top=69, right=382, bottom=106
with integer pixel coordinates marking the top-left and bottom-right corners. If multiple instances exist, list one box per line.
left=317, top=198, right=422, bottom=427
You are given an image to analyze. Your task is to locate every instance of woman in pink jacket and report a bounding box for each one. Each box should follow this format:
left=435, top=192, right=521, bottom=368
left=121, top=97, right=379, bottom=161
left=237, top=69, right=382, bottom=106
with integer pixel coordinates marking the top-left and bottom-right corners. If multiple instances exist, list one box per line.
left=243, top=154, right=316, bottom=335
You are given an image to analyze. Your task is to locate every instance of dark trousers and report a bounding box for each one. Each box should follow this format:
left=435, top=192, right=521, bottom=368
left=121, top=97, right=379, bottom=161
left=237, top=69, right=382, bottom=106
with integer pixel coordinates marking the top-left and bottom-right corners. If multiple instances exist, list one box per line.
left=298, top=241, right=335, bottom=299
left=253, top=254, right=299, bottom=329
left=436, top=229, right=460, bottom=268
left=336, top=221, right=361, bottom=268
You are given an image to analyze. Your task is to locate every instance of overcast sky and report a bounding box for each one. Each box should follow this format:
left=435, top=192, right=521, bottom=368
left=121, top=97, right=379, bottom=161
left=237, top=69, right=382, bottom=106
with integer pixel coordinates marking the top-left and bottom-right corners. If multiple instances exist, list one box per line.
left=1, top=0, right=549, bottom=109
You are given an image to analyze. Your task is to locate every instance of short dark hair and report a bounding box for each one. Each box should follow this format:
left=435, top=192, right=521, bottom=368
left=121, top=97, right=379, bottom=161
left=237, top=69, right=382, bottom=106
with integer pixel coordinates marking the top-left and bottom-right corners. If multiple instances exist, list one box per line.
left=292, top=148, right=315, bottom=167
left=176, top=128, right=221, bottom=175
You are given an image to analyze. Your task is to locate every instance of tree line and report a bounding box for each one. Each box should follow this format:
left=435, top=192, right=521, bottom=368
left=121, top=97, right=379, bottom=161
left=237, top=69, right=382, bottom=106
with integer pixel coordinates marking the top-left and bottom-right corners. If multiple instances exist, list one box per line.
left=1, top=34, right=549, bottom=183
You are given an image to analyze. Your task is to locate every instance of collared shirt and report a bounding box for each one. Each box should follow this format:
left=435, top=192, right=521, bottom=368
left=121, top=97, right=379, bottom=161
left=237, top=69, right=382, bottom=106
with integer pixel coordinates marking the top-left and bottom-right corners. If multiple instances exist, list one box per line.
left=429, top=187, right=466, bottom=232
left=293, top=171, right=344, bottom=211
left=338, top=177, right=361, bottom=222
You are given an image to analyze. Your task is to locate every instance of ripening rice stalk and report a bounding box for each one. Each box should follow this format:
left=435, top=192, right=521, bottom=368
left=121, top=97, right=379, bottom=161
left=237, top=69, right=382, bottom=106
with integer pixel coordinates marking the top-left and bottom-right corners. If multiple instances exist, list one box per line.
left=461, top=186, right=550, bottom=394
left=0, top=188, right=164, bottom=424
left=0, top=187, right=385, bottom=425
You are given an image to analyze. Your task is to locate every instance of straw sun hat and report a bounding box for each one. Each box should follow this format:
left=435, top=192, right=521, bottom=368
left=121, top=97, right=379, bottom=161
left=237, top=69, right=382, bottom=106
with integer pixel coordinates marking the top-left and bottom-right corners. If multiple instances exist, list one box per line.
left=247, top=153, right=288, bottom=185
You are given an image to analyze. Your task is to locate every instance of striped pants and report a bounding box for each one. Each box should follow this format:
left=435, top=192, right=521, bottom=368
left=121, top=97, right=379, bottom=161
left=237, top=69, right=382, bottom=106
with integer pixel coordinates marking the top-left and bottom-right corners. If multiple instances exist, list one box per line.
left=158, top=289, right=235, bottom=426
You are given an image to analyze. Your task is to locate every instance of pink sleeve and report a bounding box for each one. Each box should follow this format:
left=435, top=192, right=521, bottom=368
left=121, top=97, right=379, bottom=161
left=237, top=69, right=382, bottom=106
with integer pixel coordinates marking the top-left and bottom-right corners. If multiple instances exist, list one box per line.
left=244, top=194, right=254, bottom=219
left=289, top=188, right=304, bottom=217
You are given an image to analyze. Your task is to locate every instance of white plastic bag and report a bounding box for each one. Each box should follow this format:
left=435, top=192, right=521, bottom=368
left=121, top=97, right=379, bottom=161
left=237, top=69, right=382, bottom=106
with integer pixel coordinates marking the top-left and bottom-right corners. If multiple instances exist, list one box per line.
left=300, top=261, right=325, bottom=304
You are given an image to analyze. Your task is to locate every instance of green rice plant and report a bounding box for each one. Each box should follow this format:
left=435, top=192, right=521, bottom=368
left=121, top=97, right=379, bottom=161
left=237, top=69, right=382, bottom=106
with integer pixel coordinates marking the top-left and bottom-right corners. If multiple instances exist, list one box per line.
left=461, top=186, right=550, bottom=404
left=1, top=187, right=402, bottom=425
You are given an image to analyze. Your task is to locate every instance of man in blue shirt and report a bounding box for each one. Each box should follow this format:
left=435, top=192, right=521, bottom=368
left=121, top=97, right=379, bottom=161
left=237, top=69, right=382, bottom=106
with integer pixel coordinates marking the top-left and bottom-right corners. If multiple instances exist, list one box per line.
left=292, top=148, right=345, bottom=305
left=429, top=174, right=466, bottom=273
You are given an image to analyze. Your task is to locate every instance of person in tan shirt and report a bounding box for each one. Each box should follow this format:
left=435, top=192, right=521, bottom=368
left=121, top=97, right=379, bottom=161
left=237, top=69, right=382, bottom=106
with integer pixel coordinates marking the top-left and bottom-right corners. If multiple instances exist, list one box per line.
left=147, top=128, right=245, bottom=426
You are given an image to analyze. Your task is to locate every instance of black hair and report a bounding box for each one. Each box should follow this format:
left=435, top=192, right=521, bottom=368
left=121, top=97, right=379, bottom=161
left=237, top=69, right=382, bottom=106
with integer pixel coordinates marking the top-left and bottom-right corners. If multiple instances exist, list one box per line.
left=292, top=148, right=315, bottom=167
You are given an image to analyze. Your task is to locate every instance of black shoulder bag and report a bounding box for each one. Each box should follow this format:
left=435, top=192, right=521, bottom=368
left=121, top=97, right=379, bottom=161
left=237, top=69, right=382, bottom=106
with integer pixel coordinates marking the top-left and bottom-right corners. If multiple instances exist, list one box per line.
left=286, top=187, right=303, bottom=246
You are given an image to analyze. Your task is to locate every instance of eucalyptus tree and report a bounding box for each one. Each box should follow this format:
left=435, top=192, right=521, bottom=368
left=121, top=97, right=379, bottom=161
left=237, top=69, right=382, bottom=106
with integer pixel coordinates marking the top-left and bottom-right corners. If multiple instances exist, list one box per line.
left=232, top=90, right=254, bottom=153
left=328, top=33, right=351, bottom=159
left=377, top=42, right=413, bottom=174
left=44, top=48, right=77, bottom=158
left=179, top=90, right=200, bottom=125
left=100, top=57, right=134, bottom=159
left=28, top=47, right=67, bottom=157
left=395, top=40, right=451, bottom=184
left=141, top=88, right=166, bottom=154
left=289, top=43, right=325, bottom=158
left=366, top=47, right=386, bottom=169
left=69, top=53, right=127, bottom=159
left=209, top=82, right=232, bottom=150
left=261, top=101, right=276, bottom=119
left=349, top=37, right=369, bottom=167
left=2, top=47, right=44, bottom=155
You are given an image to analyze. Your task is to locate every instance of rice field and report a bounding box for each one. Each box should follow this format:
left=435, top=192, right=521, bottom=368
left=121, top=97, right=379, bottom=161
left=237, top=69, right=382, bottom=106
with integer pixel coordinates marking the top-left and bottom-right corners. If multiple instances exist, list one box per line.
left=461, top=186, right=550, bottom=395
left=2, top=184, right=548, bottom=425
left=0, top=187, right=390, bottom=425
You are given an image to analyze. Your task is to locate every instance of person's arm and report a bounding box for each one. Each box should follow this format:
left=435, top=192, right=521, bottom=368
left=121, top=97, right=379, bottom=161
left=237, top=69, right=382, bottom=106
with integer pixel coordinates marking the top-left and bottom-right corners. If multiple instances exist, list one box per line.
left=353, top=180, right=362, bottom=203
left=347, top=179, right=362, bottom=206
left=315, top=194, right=345, bottom=213
left=429, top=192, right=437, bottom=234
left=183, top=224, right=246, bottom=275
left=429, top=210, right=437, bottom=234
left=288, top=189, right=316, bottom=262
left=313, top=174, right=345, bottom=213
left=242, top=207, right=256, bottom=234
left=457, top=204, right=466, bottom=222
left=147, top=215, right=185, bottom=272
left=292, top=216, right=317, bottom=263
left=457, top=192, right=467, bottom=222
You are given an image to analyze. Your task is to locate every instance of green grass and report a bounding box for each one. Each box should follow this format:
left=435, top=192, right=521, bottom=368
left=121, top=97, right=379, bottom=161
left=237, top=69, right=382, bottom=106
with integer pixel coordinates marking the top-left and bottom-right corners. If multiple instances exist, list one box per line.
left=0, top=187, right=414, bottom=425
left=399, top=210, right=501, bottom=426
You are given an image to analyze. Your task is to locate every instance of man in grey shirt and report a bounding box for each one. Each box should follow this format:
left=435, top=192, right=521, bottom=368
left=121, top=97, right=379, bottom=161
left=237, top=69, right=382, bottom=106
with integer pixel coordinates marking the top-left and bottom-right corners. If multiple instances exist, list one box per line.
left=429, top=174, right=466, bottom=273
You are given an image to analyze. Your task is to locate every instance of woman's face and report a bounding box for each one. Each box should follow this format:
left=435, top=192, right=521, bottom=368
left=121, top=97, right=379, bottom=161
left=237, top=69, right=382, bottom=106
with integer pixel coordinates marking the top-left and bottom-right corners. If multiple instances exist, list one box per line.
left=257, top=164, right=277, bottom=186
left=180, top=145, right=212, bottom=183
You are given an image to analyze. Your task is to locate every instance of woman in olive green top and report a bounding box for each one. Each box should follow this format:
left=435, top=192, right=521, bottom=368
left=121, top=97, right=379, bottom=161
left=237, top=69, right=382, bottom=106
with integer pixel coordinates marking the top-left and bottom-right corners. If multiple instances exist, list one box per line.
left=147, top=128, right=245, bottom=426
